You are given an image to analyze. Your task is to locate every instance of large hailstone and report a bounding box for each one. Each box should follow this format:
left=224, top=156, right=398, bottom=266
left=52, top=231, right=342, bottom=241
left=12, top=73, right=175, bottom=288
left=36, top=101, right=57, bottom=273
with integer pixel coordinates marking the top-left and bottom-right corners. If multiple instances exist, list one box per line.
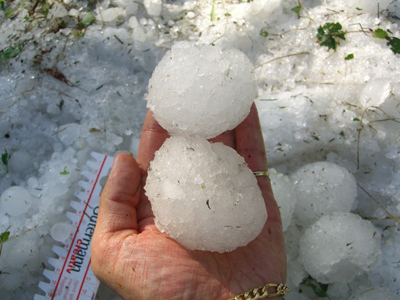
left=146, top=42, right=257, bottom=139
left=299, top=212, right=381, bottom=284
left=145, top=136, right=267, bottom=252
left=291, top=161, right=357, bottom=227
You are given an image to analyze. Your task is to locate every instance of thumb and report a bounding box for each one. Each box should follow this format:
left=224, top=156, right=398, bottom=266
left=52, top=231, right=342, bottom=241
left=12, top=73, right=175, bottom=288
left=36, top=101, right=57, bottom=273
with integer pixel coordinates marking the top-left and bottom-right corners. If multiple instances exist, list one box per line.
left=94, top=153, right=142, bottom=236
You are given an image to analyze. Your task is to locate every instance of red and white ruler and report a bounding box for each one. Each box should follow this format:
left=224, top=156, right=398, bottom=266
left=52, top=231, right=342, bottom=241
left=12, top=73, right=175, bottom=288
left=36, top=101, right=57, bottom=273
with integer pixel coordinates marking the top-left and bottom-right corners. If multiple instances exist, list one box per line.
left=35, top=152, right=114, bottom=300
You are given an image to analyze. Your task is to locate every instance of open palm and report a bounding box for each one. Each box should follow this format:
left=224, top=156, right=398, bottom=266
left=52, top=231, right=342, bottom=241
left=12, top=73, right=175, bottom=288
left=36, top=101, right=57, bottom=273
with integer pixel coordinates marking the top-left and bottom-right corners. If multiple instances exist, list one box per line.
left=91, top=104, right=286, bottom=300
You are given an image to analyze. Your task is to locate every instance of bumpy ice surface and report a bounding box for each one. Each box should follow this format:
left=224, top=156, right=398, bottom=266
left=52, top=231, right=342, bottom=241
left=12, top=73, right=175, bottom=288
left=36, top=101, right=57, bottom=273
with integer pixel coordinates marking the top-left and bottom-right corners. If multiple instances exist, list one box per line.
left=291, top=162, right=357, bottom=227
left=299, top=212, right=381, bottom=284
left=146, top=42, right=257, bottom=139
left=145, top=136, right=267, bottom=252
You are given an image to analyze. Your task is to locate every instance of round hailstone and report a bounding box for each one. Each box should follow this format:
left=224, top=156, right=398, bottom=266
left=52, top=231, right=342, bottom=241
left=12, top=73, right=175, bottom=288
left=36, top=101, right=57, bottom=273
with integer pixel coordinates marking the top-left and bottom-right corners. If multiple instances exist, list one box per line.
left=269, top=169, right=297, bottom=232
left=145, top=136, right=267, bottom=252
left=291, top=161, right=357, bottom=227
left=299, top=212, right=381, bottom=284
left=146, top=42, right=257, bottom=139
left=50, top=222, right=73, bottom=243
left=349, top=287, right=400, bottom=300
left=8, top=150, right=32, bottom=174
left=1, top=186, right=33, bottom=216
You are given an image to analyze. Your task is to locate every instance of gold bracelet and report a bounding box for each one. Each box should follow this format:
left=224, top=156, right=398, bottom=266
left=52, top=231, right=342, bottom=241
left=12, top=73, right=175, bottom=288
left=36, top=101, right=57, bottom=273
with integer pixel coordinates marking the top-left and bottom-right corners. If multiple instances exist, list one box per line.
left=227, top=283, right=289, bottom=300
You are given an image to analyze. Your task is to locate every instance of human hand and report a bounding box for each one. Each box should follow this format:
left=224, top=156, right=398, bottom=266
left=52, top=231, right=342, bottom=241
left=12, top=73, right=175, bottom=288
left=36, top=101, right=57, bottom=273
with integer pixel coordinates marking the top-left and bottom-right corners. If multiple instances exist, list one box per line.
left=91, top=103, right=287, bottom=300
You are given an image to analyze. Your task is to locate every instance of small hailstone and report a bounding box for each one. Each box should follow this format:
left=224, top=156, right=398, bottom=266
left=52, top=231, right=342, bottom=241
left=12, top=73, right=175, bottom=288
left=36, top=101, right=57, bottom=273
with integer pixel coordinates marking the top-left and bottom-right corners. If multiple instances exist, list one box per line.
left=144, top=0, right=162, bottom=16
left=359, top=78, right=391, bottom=107
left=1, top=186, right=33, bottom=216
left=145, top=136, right=267, bottom=252
left=299, top=212, right=381, bottom=284
left=291, top=161, right=357, bottom=227
left=146, top=42, right=257, bottom=139
left=269, top=169, right=297, bottom=231
left=50, top=222, right=73, bottom=243
left=8, top=150, right=32, bottom=174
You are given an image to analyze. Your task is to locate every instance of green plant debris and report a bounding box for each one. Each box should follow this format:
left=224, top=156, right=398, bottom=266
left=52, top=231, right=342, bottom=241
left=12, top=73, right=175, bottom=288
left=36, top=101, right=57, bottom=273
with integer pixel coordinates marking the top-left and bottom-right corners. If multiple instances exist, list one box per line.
left=356, top=7, right=363, bottom=11
left=201, top=184, right=206, bottom=189
left=1, top=149, right=9, bottom=173
left=259, top=98, right=278, bottom=101
left=373, top=28, right=389, bottom=39
left=292, top=5, right=302, bottom=18
left=311, top=134, right=320, bottom=141
left=0, top=0, right=6, bottom=11
left=372, top=28, right=400, bottom=54
left=260, top=28, right=269, bottom=37
left=279, top=106, right=287, bottom=109
left=0, top=42, right=23, bottom=60
left=317, top=22, right=346, bottom=50
left=301, top=276, right=331, bottom=299
left=340, top=131, right=345, bottom=137
left=0, top=226, right=11, bottom=256
left=387, top=37, right=400, bottom=54
left=210, top=0, right=216, bottom=21
left=81, top=12, right=96, bottom=28
left=60, top=167, right=69, bottom=175
left=353, top=117, right=360, bottom=121
left=345, top=53, right=354, bottom=60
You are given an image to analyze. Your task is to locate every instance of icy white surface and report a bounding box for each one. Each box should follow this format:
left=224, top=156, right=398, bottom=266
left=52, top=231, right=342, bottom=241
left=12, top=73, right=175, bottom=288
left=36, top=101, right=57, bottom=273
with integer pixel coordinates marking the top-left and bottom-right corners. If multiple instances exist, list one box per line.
left=0, top=186, right=33, bottom=216
left=299, top=212, right=381, bottom=284
left=147, top=42, right=257, bottom=138
left=291, top=162, right=357, bottom=227
left=0, top=0, right=400, bottom=298
left=145, top=136, right=267, bottom=252
left=349, top=287, right=400, bottom=300
left=49, top=222, right=73, bottom=243
left=269, top=168, right=297, bottom=232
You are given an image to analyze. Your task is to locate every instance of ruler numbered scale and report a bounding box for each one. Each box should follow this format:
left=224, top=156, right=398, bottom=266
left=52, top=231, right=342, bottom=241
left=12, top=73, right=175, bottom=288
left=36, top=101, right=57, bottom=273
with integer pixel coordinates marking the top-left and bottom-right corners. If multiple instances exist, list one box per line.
left=35, top=152, right=114, bottom=300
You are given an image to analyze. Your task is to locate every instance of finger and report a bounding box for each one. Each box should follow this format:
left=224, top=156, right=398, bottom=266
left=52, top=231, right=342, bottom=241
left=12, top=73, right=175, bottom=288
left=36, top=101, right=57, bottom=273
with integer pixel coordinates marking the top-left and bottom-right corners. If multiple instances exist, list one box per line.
left=137, top=110, right=170, bottom=170
left=235, top=103, right=281, bottom=220
left=235, top=103, right=268, bottom=171
left=94, top=153, right=141, bottom=235
left=209, top=129, right=235, bottom=148
left=136, top=110, right=170, bottom=228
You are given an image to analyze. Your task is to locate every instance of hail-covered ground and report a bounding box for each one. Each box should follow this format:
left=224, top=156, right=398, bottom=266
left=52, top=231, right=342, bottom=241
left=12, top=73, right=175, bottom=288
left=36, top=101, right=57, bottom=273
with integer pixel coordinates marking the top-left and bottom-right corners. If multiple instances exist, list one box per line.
left=0, top=0, right=399, bottom=299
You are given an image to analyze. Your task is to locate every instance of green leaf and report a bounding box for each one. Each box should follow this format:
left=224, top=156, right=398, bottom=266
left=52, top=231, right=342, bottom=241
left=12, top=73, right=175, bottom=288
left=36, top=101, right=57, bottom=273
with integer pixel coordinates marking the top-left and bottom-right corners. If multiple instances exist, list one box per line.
left=0, top=229, right=10, bottom=244
left=387, top=37, right=400, bottom=54
left=81, top=12, right=95, bottom=28
left=373, top=28, right=389, bottom=39
left=260, top=28, right=269, bottom=37
left=60, top=168, right=69, bottom=175
left=1, top=149, right=9, bottom=173
left=317, top=22, right=346, bottom=50
left=356, top=7, right=363, bottom=11
left=340, top=131, right=345, bottom=137
left=353, top=117, right=360, bottom=121
left=0, top=226, right=11, bottom=256
left=292, top=5, right=301, bottom=17
left=345, top=53, right=354, bottom=60
left=301, top=276, right=331, bottom=299
left=0, top=42, right=23, bottom=60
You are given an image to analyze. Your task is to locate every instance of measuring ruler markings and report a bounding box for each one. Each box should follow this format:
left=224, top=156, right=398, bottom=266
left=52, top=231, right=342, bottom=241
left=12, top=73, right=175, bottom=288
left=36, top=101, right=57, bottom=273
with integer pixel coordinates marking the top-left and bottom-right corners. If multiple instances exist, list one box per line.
left=35, top=152, right=114, bottom=300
